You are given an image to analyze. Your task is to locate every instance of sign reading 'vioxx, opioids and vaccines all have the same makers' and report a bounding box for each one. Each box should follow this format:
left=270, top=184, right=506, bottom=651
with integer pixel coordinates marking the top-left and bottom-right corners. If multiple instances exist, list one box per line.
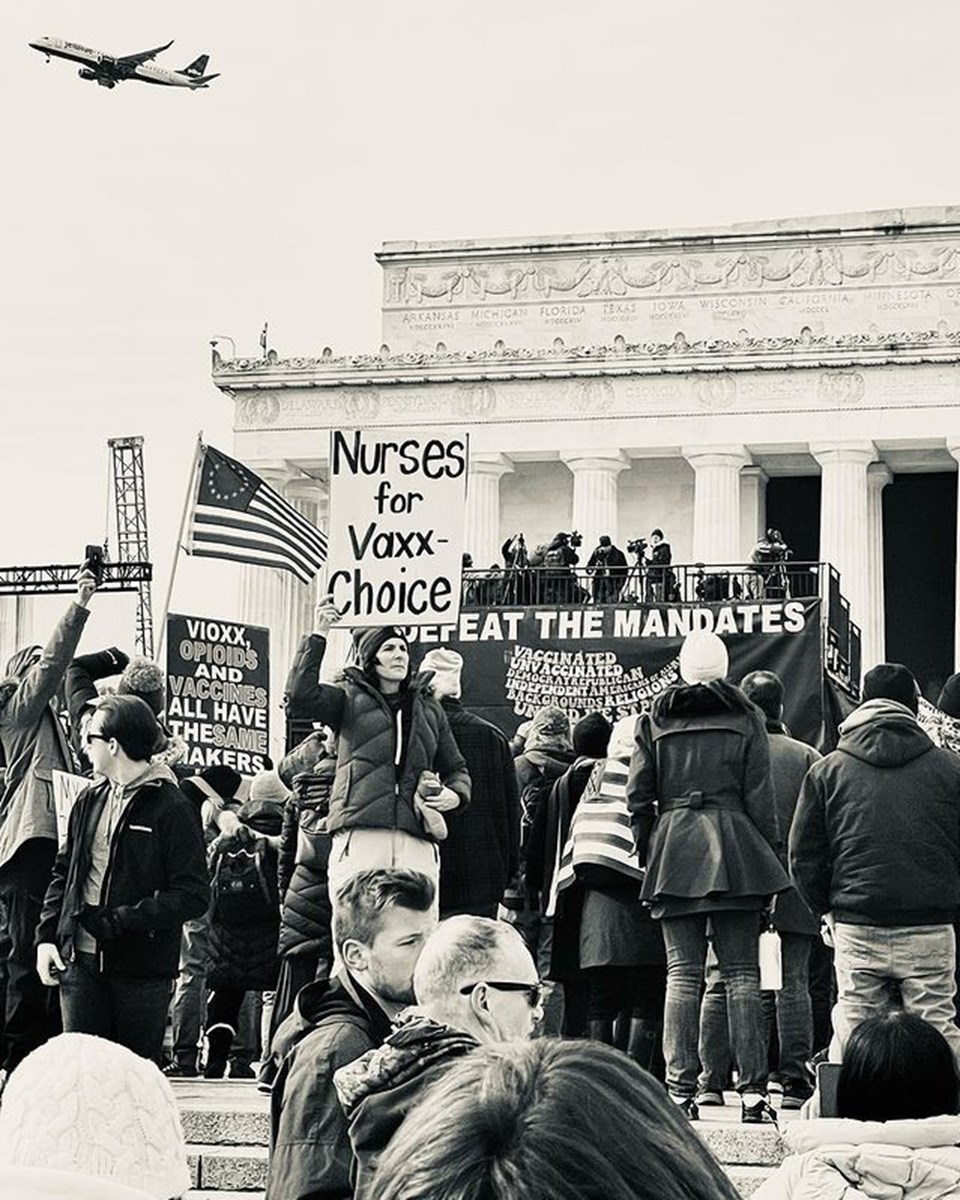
left=326, top=428, right=470, bottom=628
left=165, top=613, right=270, bottom=774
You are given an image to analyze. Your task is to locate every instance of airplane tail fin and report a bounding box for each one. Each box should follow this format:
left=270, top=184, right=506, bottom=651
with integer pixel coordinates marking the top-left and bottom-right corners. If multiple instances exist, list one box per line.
left=182, top=53, right=209, bottom=76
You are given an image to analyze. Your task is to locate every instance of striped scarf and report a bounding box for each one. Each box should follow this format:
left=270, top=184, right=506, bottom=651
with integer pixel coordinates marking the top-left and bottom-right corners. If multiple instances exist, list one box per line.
left=548, top=756, right=643, bottom=916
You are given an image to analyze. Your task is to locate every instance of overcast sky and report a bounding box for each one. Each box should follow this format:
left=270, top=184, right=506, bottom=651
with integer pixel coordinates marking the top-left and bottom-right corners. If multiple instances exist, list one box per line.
left=4, top=0, right=960, bottom=647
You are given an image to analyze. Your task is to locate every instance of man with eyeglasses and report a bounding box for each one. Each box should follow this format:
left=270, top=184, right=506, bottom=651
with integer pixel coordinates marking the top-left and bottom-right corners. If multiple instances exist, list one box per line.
left=335, top=915, right=540, bottom=1200
left=34, top=694, right=209, bottom=1063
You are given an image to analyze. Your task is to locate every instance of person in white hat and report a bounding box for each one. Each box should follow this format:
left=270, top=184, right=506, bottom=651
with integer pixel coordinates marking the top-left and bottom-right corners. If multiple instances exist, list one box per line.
left=625, top=630, right=790, bottom=1125
left=0, top=1032, right=191, bottom=1199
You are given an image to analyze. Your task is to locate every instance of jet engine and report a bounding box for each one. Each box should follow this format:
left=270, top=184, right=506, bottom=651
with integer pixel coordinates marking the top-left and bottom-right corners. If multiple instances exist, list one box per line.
left=78, top=69, right=115, bottom=87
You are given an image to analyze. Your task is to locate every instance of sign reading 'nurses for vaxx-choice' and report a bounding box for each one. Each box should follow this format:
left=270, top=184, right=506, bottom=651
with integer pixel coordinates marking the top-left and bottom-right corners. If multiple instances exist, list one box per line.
left=327, top=428, right=470, bottom=628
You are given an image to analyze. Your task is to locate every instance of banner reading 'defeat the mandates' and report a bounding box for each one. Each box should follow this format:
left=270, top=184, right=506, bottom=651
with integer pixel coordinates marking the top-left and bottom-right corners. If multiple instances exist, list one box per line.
left=165, top=613, right=270, bottom=774
left=326, top=427, right=470, bottom=628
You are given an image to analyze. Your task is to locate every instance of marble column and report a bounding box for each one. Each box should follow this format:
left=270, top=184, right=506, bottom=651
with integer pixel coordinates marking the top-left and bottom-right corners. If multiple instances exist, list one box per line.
left=682, top=445, right=750, bottom=564
left=561, top=450, right=629, bottom=554
left=465, top=453, right=514, bottom=569
left=863, top=463, right=892, bottom=672
left=238, top=464, right=324, bottom=764
left=810, top=442, right=876, bottom=670
left=740, top=465, right=769, bottom=560
left=947, top=442, right=960, bottom=671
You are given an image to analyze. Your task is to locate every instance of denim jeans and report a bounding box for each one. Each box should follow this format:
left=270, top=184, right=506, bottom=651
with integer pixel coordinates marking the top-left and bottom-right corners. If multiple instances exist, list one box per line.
left=699, top=932, right=813, bottom=1092
left=830, top=922, right=960, bottom=1063
left=661, top=911, right=766, bottom=1098
left=60, top=951, right=172, bottom=1064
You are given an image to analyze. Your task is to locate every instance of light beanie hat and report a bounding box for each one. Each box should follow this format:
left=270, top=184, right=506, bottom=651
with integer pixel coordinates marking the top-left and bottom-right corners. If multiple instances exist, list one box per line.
left=0, top=1033, right=191, bottom=1199
left=420, top=648, right=464, bottom=699
left=678, top=630, right=729, bottom=685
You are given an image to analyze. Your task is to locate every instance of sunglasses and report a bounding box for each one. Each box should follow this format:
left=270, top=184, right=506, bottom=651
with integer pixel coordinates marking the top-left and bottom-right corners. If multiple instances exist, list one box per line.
left=459, top=980, right=544, bottom=1008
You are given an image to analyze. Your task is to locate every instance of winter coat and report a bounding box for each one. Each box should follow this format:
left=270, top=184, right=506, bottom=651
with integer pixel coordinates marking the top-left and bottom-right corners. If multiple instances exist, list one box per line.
left=334, top=1010, right=479, bottom=1200
left=207, top=794, right=284, bottom=992
left=437, top=698, right=519, bottom=914
left=767, top=724, right=821, bottom=936
left=626, top=681, right=790, bottom=918
left=277, top=763, right=333, bottom=963
left=790, top=700, right=960, bottom=926
left=755, top=1115, right=960, bottom=1200
left=35, top=765, right=209, bottom=979
left=0, top=601, right=89, bottom=873
left=0, top=1167, right=166, bottom=1200
left=527, top=755, right=598, bottom=909
left=267, top=972, right=393, bottom=1200
left=284, top=634, right=470, bottom=841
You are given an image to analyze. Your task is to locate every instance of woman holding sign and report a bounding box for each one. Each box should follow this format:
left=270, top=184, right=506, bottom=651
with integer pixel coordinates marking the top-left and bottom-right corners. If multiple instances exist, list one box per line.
left=285, top=596, right=471, bottom=913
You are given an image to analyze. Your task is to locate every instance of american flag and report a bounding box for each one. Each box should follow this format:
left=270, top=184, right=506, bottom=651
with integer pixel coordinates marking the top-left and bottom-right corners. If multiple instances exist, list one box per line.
left=186, top=445, right=327, bottom=584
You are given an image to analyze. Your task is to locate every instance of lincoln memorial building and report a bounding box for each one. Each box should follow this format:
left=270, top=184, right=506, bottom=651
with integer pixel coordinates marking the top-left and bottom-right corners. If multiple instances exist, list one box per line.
left=213, top=207, right=960, bottom=719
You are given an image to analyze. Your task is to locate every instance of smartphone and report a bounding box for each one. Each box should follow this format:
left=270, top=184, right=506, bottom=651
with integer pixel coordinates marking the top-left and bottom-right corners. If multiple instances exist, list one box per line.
left=816, top=1061, right=841, bottom=1117
left=82, top=544, right=105, bottom=586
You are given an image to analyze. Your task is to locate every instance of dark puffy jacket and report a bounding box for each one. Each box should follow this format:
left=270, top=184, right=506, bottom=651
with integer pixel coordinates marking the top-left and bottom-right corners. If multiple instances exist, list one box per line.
left=790, top=700, right=960, bottom=926
left=285, top=634, right=470, bottom=840
left=35, top=766, right=209, bottom=978
left=627, top=681, right=790, bottom=914
left=278, top=763, right=333, bottom=963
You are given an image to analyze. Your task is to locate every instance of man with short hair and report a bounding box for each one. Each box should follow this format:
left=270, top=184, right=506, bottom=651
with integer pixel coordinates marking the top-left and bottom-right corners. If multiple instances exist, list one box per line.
left=267, top=868, right=436, bottom=1200
left=335, top=915, right=540, bottom=1199
left=420, top=649, right=519, bottom=920
left=791, top=662, right=960, bottom=1062
left=35, top=695, right=209, bottom=1063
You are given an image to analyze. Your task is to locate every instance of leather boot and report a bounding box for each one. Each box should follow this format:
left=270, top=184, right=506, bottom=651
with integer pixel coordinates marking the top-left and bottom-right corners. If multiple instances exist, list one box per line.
left=203, top=1023, right=236, bottom=1079
left=625, top=1017, right=663, bottom=1078
left=586, top=1018, right=615, bottom=1045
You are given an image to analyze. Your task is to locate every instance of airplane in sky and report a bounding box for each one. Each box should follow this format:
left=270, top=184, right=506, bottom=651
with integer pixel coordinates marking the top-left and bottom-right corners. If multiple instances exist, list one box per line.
left=28, top=36, right=218, bottom=89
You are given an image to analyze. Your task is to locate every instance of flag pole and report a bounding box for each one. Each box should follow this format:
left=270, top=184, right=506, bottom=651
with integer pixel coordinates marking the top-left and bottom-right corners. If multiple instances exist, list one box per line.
left=155, top=433, right=205, bottom=664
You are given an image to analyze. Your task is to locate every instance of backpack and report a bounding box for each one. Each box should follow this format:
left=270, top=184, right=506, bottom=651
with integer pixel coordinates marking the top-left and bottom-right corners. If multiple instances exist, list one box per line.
left=211, top=841, right=278, bottom=926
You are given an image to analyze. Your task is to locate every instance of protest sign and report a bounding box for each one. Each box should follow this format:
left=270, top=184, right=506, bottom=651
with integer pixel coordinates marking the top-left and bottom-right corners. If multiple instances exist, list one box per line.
left=326, top=428, right=470, bottom=628
left=52, top=770, right=90, bottom=848
left=165, top=613, right=270, bottom=774
left=403, top=598, right=828, bottom=748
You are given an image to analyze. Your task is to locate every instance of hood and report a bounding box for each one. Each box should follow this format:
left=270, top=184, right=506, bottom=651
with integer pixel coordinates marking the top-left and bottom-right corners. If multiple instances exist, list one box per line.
left=5, top=644, right=42, bottom=680
left=333, top=1010, right=478, bottom=1134
left=654, top=679, right=755, bottom=720
left=267, top=976, right=371, bottom=1066
left=838, top=699, right=933, bottom=767
left=521, top=747, right=574, bottom=773
left=0, top=1166, right=163, bottom=1200
left=785, top=1115, right=960, bottom=1155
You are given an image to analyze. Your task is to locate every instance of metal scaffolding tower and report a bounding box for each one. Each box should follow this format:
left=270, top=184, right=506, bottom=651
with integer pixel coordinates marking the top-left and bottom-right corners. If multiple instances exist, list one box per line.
left=109, top=436, right=154, bottom=657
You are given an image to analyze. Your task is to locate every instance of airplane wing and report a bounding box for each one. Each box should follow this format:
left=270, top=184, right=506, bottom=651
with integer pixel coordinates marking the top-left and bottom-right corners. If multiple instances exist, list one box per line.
left=117, top=39, right=173, bottom=66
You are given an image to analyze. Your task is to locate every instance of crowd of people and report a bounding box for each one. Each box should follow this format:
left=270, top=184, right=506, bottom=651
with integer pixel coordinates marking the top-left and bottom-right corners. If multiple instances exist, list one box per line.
left=462, top=526, right=800, bottom=607
left=4, top=572, right=960, bottom=1198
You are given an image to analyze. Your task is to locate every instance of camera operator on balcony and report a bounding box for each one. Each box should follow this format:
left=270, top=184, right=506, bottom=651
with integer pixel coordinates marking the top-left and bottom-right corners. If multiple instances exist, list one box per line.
left=645, top=530, right=679, bottom=603
left=746, top=528, right=792, bottom=600
left=530, top=532, right=583, bottom=605
left=586, top=536, right=629, bottom=605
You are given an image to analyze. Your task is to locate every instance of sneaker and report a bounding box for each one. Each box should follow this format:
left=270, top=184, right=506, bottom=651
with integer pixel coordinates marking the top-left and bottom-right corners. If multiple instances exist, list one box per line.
left=741, top=1096, right=779, bottom=1125
left=781, top=1081, right=814, bottom=1110
left=695, top=1089, right=725, bottom=1107
left=162, top=1062, right=199, bottom=1078
left=672, top=1096, right=699, bottom=1121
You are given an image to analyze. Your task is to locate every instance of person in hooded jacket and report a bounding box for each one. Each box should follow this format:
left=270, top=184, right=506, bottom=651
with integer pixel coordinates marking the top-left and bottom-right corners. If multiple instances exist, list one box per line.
left=284, top=596, right=470, bottom=912
left=790, top=662, right=960, bottom=1065
left=626, top=630, right=790, bottom=1124
left=755, top=1009, right=960, bottom=1200
left=0, top=573, right=96, bottom=1079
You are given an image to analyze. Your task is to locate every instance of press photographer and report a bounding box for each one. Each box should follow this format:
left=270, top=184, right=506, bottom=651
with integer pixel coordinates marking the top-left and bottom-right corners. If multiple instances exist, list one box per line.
left=586, top=536, right=628, bottom=604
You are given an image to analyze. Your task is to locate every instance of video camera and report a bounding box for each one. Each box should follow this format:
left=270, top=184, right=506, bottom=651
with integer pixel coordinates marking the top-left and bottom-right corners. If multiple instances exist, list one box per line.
left=626, top=537, right=648, bottom=556
left=557, top=530, right=583, bottom=549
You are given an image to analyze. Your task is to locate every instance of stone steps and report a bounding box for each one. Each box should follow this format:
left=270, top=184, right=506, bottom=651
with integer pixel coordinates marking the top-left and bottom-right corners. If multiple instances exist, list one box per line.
left=172, top=1080, right=793, bottom=1198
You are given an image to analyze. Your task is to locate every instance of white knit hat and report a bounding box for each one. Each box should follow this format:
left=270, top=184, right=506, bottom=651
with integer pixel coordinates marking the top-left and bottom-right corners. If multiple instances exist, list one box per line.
left=0, top=1033, right=191, bottom=1199
left=420, top=648, right=463, bottom=699
left=678, top=631, right=729, bottom=685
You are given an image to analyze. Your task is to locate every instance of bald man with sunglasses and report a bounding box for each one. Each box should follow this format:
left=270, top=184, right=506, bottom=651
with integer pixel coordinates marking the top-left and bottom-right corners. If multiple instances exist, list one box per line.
left=335, top=915, right=540, bottom=1200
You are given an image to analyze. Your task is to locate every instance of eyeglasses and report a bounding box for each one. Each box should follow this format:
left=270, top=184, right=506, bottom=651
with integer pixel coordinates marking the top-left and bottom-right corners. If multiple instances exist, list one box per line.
left=459, top=980, right=544, bottom=1008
